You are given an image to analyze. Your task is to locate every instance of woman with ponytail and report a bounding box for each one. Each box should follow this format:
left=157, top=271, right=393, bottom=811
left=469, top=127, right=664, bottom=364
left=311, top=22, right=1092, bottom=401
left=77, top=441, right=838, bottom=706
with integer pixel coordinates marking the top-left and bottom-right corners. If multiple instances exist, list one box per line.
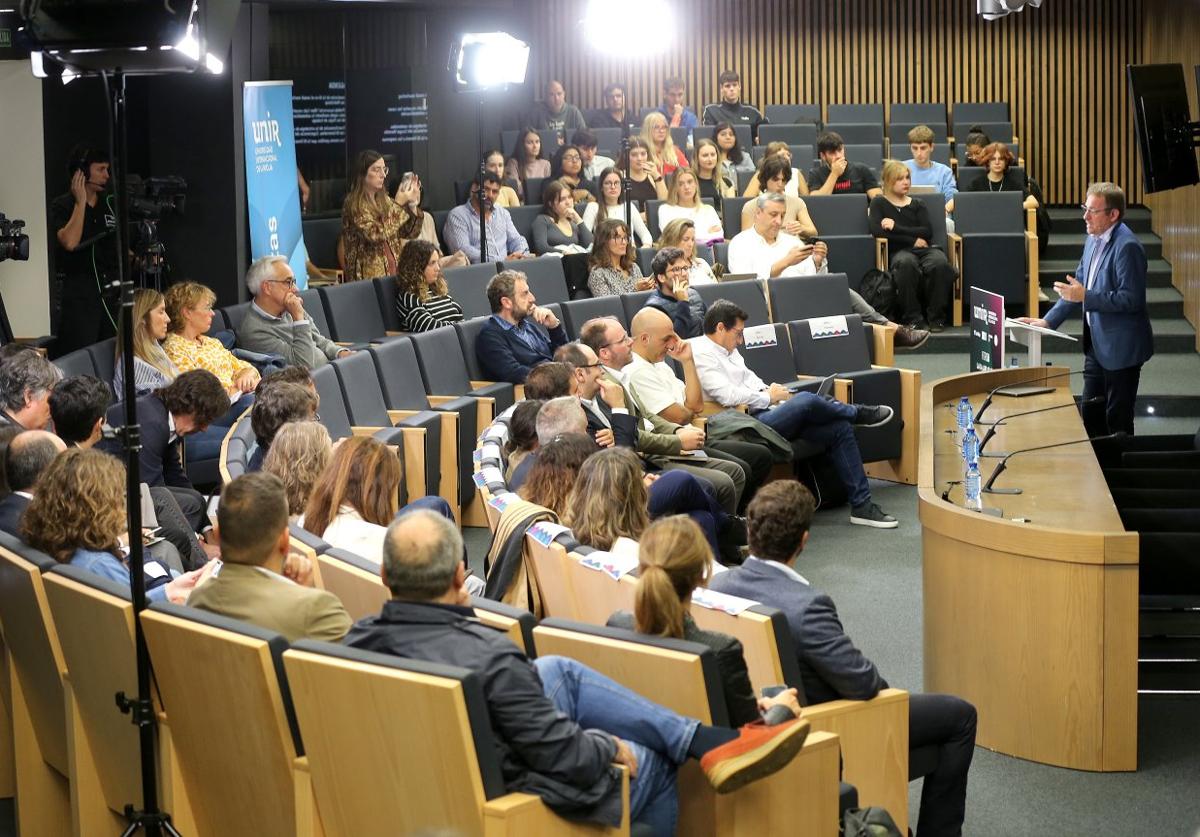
left=607, top=515, right=802, bottom=727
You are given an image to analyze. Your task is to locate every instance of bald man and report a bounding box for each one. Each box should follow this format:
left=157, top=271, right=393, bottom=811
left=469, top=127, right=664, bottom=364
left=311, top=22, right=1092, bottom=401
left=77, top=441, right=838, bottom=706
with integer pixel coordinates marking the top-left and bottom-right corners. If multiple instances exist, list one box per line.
left=625, top=308, right=774, bottom=513
left=0, top=430, right=67, bottom=537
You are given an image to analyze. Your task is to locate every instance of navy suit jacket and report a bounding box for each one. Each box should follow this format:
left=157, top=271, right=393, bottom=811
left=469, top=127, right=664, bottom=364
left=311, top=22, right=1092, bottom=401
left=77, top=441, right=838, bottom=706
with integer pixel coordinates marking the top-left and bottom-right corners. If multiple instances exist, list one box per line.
left=475, top=316, right=569, bottom=384
left=1043, top=222, right=1153, bottom=371
left=99, top=395, right=190, bottom=489
left=0, top=493, right=30, bottom=539
left=709, top=557, right=887, bottom=705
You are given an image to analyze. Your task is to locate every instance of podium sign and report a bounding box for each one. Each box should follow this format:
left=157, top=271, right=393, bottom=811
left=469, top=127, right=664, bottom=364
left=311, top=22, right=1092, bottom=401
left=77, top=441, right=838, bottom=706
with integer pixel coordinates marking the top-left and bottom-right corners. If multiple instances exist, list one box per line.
left=969, top=286, right=1005, bottom=371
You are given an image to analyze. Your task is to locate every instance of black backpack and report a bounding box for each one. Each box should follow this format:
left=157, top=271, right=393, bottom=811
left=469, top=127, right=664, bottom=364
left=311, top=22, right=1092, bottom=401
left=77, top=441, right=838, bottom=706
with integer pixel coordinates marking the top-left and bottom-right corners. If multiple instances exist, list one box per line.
left=858, top=269, right=899, bottom=321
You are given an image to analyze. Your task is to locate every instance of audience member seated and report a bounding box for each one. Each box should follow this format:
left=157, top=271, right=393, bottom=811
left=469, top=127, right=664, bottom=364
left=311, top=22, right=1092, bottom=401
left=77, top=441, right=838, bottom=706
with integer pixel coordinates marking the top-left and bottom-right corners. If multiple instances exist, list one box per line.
left=550, top=144, right=598, bottom=204
left=0, top=430, right=65, bottom=538
left=692, top=138, right=736, bottom=211
left=23, top=448, right=205, bottom=602
left=643, top=247, right=708, bottom=339
left=482, top=148, right=522, bottom=207
left=0, top=425, right=21, bottom=495
left=587, top=219, right=651, bottom=296
left=340, top=149, right=411, bottom=282
left=869, top=161, right=957, bottom=331
left=504, top=398, right=544, bottom=483
left=393, top=239, right=465, bottom=333
left=711, top=481, right=977, bottom=836
left=738, top=158, right=818, bottom=236
left=904, top=125, right=957, bottom=228
left=586, top=82, right=634, bottom=131
left=701, top=70, right=766, bottom=140
left=713, top=122, right=757, bottom=188
left=563, top=447, right=650, bottom=550
left=657, top=219, right=718, bottom=286
left=0, top=346, right=60, bottom=430
left=99, top=369, right=230, bottom=533
left=658, top=167, right=725, bottom=246
left=691, top=300, right=899, bottom=529
left=346, top=509, right=810, bottom=834
left=389, top=169, right=470, bottom=270
left=960, top=125, right=992, bottom=167
left=641, top=111, right=690, bottom=178
left=444, top=172, right=531, bottom=264
left=528, top=79, right=587, bottom=133
left=742, top=142, right=808, bottom=198
left=656, top=76, right=700, bottom=128
left=581, top=168, right=655, bottom=248
left=113, top=288, right=178, bottom=396
left=572, top=130, right=615, bottom=182
left=476, top=271, right=569, bottom=384
left=608, top=515, right=803, bottom=727
left=188, top=471, right=351, bottom=642
left=965, top=142, right=1039, bottom=211
left=504, top=127, right=552, bottom=203
left=532, top=180, right=595, bottom=256
left=262, top=420, right=331, bottom=520
left=248, top=381, right=318, bottom=472
left=518, top=432, right=597, bottom=518
left=522, top=362, right=574, bottom=402
left=730, top=194, right=930, bottom=349
left=619, top=137, right=669, bottom=213
left=508, top=395, right=582, bottom=491
left=807, top=132, right=882, bottom=198
left=238, top=255, right=351, bottom=369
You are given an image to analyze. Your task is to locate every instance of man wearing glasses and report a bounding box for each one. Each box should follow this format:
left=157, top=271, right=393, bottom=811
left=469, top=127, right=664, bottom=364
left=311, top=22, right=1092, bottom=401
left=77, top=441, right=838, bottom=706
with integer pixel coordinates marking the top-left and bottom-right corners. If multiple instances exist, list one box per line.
left=238, top=255, right=351, bottom=370
left=642, top=247, right=708, bottom=339
left=1017, top=182, right=1152, bottom=436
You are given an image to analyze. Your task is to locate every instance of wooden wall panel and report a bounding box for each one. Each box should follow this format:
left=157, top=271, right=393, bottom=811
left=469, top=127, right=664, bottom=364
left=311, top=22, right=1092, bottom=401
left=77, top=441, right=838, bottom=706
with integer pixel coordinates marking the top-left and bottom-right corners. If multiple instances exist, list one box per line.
left=529, top=0, right=1143, bottom=205
left=1143, top=0, right=1200, bottom=347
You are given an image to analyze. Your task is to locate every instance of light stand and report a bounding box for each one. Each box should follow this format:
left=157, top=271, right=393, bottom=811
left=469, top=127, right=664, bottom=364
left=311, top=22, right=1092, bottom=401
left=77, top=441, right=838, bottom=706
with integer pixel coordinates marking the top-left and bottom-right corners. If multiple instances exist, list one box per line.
left=476, top=97, right=489, bottom=264
left=620, top=127, right=633, bottom=231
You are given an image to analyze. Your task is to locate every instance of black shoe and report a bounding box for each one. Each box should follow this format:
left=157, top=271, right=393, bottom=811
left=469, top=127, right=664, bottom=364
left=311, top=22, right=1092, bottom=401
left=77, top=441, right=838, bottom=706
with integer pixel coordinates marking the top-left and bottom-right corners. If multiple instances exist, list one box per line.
left=928, top=319, right=947, bottom=333
left=720, top=514, right=748, bottom=545
left=850, top=502, right=898, bottom=529
left=853, top=405, right=895, bottom=427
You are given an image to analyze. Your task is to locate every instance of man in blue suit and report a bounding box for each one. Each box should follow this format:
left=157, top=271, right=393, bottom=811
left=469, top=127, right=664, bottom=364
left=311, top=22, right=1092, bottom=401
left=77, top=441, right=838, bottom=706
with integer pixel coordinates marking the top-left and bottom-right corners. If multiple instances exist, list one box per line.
left=711, top=480, right=977, bottom=837
left=476, top=270, right=569, bottom=384
left=1020, top=182, right=1152, bottom=436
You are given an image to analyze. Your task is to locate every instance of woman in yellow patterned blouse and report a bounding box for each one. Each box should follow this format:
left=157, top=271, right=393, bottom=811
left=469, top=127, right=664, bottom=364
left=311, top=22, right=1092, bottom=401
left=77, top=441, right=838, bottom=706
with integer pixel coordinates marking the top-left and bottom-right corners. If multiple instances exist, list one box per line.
left=341, top=149, right=420, bottom=282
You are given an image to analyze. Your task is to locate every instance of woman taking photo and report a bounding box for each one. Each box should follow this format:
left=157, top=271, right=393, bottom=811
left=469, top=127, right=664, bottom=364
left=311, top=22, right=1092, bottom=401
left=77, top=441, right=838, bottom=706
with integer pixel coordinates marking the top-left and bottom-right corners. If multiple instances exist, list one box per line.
left=549, top=144, right=597, bottom=204
left=390, top=169, right=469, bottom=270
left=619, top=137, right=667, bottom=212
left=692, top=138, right=735, bottom=210
left=587, top=218, right=652, bottom=297
left=531, top=180, right=594, bottom=256
left=657, top=167, right=725, bottom=246
left=742, top=142, right=807, bottom=198
left=869, top=160, right=956, bottom=332
left=582, top=167, right=654, bottom=247
left=606, top=515, right=802, bottom=727
left=640, top=111, right=689, bottom=178
left=341, top=149, right=412, bottom=282
left=738, top=157, right=818, bottom=238
left=263, top=420, right=332, bottom=520
left=113, top=288, right=178, bottom=396
left=393, top=239, right=464, bottom=333
left=657, top=219, right=718, bottom=286
left=713, top=122, right=756, bottom=190
left=965, top=142, right=1039, bottom=211
left=504, top=127, right=551, bottom=203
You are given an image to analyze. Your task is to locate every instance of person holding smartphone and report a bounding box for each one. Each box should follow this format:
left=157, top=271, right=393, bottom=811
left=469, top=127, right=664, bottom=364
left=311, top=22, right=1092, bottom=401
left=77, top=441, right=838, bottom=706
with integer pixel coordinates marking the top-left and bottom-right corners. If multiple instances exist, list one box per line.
left=728, top=193, right=826, bottom=280
left=341, top=149, right=415, bottom=282
left=392, top=168, right=469, bottom=270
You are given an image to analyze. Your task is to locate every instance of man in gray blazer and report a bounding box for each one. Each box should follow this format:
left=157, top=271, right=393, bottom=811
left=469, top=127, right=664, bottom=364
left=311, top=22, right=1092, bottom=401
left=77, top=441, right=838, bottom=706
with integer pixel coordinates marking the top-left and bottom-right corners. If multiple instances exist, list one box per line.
left=710, top=480, right=977, bottom=837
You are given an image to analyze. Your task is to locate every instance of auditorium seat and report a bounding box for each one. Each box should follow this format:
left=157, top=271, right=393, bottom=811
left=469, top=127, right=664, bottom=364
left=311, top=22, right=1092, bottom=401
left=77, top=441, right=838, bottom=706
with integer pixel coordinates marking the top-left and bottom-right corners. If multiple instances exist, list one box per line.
left=950, top=119, right=1014, bottom=144
left=826, top=103, right=883, bottom=126
left=371, top=275, right=404, bottom=332
left=506, top=204, right=544, bottom=243
left=802, top=195, right=880, bottom=289
left=443, top=262, right=500, bottom=319
left=619, top=289, right=655, bottom=324
left=823, top=123, right=885, bottom=150
left=951, top=101, right=1010, bottom=125
left=712, top=242, right=730, bottom=270
left=86, top=337, right=117, bottom=395
left=506, top=255, right=571, bottom=305
left=636, top=246, right=656, bottom=277
left=317, top=280, right=402, bottom=343
left=953, top=191, right=1036, bottom=317
left=432, top=209, right=451, bottom=251
left=289, top=522, right=331, bottom=555
left=767, top=273, right=890, bottom=365
left=302, top=217, right=341, bottom=275
left=280, top=638, right=632, bottom=835
left=721, top=196, right=751, bottom=239
left=837, top=143, right=884, bottom=173
left=589, top=126, right=622, bottom=157
left=409, top=323, right=516, bottom=415
left=560, top=296, right=627, bottom=338
left=222, top=302, right=251, bottom=332
left=694, top=277, right=770, bottom=327
left=526, top=533, right=634, bottom=623
left=889, top=102, right=948, bottom=129
left=53, top=347, right=99, bottom=381
left=315, top=547, right=388, bottom=620
left=764, top=103, right=822, bottom=125
left=140, top=603, right=320, bottom=837
left=759, top=123, right=819, bottom=147
left=751, top=142, right=812, bottom=164
left=296, top=288, right=335, bottom=341
left=218, top=406, right=256, bottom=483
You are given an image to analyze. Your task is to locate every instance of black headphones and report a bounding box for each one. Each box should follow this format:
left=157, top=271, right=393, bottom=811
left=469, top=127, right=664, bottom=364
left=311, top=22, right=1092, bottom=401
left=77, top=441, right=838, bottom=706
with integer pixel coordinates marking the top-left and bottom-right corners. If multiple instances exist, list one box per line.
left=67, top=144, right=106, bottom=187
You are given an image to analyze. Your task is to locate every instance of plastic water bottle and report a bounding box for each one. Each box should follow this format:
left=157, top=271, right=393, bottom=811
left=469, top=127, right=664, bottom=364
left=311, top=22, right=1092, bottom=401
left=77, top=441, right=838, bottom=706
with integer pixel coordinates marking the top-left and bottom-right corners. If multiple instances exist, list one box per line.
left=964, top=461, right=983, bottom=511
left=686, top=129, right=695, bottom=151
left=962, top=426, right=980, bottom=467
left=955, top=397, right=971, bottom=442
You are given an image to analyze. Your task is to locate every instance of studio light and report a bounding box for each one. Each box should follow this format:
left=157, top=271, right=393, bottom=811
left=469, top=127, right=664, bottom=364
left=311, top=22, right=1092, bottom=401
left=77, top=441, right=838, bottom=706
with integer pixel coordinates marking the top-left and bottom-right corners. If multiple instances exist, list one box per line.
left=584, top=0, right=674, bottom=58
left=449, top=31, right=530, bottom=92
left=978, top=0, right=1044, bottom=21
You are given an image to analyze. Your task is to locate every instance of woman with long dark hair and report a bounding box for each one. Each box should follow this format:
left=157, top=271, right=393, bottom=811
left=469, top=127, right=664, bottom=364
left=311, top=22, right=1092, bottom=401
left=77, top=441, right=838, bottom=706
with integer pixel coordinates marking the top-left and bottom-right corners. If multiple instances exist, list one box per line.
left=393, top=239, right=464, bottom=333
left=341, top=149, right=417, bottom=282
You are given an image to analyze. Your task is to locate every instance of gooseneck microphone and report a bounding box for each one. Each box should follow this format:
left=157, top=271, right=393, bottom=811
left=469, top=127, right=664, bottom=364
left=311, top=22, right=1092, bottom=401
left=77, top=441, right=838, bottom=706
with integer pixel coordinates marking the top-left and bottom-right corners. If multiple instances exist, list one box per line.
left=982, top=432, right=1125, bottom=495
left=974, top=368, right=1083, bottom=424
left=977, top=396, right=1104, bottom=455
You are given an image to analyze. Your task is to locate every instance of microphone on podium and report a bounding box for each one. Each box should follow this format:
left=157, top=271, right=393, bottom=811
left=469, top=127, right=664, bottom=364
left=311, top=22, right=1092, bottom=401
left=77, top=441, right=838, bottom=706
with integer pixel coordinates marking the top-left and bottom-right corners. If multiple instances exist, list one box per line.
left=982, top=432, right=1125, bottom=495
left=977, top=396, right=1104, bottom=455
left=974, top=368, right=1083, bottom=424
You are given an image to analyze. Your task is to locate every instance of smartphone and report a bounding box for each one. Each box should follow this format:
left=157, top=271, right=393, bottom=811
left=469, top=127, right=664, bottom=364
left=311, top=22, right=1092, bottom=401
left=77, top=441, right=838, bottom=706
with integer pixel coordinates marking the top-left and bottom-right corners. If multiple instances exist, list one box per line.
left=761, top=685, right=788, bottom=699
left=399, top=171, right=416, bottom=191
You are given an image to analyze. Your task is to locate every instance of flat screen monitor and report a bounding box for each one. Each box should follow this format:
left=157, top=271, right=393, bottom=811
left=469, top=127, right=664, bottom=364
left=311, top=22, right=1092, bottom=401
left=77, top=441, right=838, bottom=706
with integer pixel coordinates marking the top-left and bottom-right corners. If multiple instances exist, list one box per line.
left=1128, top=63, right=1199, bottom=194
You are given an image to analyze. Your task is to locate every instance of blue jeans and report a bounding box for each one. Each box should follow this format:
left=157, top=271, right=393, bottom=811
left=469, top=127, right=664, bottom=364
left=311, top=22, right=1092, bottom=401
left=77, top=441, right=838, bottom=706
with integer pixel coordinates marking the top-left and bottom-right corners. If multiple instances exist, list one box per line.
left=535, top=655, right=697, bottom=836
left=184, top=392, right=254, bottom=462
left=396, top=494, right=455, bottom=521
left=754, top=393, right=872, bottom=508
left=646, top=470, right=720, bottom=556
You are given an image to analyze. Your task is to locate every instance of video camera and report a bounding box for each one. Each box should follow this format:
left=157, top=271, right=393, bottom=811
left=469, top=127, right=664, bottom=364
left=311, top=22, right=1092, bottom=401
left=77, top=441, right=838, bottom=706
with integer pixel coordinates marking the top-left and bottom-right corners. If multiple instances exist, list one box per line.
left=126, top=174, right=187, bottom=220
left=0, top=213, right=30, bottom=263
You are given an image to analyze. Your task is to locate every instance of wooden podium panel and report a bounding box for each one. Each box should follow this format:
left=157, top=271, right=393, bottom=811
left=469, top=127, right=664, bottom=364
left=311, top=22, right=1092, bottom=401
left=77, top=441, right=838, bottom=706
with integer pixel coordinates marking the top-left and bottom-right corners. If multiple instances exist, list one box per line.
left=919, top=367, right=1138, bottom=772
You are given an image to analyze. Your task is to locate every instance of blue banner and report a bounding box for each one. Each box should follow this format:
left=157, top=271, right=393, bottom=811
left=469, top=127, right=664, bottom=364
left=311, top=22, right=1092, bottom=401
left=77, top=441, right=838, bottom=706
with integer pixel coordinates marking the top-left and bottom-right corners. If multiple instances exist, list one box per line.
left=243, top=80, right=309, bottom=289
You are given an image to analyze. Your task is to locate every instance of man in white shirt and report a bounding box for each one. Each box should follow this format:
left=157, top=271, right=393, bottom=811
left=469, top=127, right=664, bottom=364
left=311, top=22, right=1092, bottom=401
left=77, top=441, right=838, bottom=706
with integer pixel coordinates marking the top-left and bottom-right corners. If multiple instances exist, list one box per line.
left=727, top=194, right=929, bottom=349
left=690, top=299, right=898, bottom=529
left=572, top=130, right=616, bottom=182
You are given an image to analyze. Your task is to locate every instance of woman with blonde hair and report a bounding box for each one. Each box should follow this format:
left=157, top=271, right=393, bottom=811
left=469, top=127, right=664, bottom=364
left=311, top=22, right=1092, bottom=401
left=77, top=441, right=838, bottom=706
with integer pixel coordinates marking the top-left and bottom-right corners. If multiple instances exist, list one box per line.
left=393, top=239, right=464, bottom=333
left=341, top=149, right=417, bottom=281
left=692, top=138, right=735, bottom=211
left=657, top=167, right=725, bottom=246
left=263, top=420, right=332, bottom=519
left=564, top=447, right=649, bottom=550
left=656, top=219, right=718, bottom=286
left=640, top=111, right=688, bottom=178
left=23, top=448, right=203, bottom=602
left=607, top=515, right=802, bottom=727
left=113, top=287, right=179, bottom=396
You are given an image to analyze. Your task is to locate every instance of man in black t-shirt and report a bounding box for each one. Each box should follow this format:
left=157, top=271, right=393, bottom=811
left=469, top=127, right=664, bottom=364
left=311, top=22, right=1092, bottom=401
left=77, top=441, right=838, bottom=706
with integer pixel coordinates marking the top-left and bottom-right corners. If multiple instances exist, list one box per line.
left=50, top=144, right=118, bottom=356
left=807, top=132, right=882, bottom=199
left=700, top=70, right=767, bottom=142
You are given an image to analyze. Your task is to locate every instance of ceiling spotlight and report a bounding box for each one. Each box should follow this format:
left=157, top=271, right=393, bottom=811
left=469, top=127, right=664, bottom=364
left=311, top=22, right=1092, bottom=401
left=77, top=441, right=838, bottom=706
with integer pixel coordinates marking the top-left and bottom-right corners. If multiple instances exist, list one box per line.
left=978, top=0, right=1044, bottom=20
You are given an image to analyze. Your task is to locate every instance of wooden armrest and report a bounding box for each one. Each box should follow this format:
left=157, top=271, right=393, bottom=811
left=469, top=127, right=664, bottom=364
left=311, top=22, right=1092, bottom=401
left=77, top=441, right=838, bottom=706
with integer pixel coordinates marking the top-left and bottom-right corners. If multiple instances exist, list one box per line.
left=387, top=410, right=419, bottom=422
left=700, top=400, right=744, bottom=416
left=426, top=395, right=460, bottom=406
left=1025, top=207, right=1037, bottom=235
left=803, top=686, right=908, bottom=722
left=470, top=380, right=500, bottom=389
left=869, top=324, right=895, bottom=368
left=384, top=330, right=406, bottom=337
left=1025, top=230, right=1040, bottom=317
left=874, top=237, right=888, bottom=270
left=335, top=342, right=354, bottom=348
left=483, top=764, right=629, bottom=835
left=513, top=384, right=525, bottom=402
left=350, top=426, right=382, bottom=437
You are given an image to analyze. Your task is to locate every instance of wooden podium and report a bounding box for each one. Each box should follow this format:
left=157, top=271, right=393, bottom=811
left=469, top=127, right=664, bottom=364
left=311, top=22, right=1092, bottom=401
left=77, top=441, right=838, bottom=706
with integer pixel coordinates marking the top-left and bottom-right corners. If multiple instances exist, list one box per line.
left=919, top=367, right=1138, bottom=772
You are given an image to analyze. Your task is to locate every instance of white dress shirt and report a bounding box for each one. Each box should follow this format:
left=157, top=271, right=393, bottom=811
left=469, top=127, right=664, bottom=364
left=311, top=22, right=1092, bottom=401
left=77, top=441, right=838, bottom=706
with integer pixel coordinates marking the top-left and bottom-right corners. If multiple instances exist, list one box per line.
left=726, top=227, right=826, bottom=280
left=690, top=334, right=772, bottom=411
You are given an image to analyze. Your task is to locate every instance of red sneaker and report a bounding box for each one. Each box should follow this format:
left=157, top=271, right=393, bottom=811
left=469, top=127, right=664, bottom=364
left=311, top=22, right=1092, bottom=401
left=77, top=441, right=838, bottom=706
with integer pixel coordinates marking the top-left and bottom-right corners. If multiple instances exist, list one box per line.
left=699, top=718, right=811, bottom=794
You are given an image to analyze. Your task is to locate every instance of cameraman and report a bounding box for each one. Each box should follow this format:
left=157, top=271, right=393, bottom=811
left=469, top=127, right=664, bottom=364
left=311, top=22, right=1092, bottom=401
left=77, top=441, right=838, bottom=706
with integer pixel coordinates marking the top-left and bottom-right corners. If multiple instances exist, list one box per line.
left=51, top=144, right=117, bottom=356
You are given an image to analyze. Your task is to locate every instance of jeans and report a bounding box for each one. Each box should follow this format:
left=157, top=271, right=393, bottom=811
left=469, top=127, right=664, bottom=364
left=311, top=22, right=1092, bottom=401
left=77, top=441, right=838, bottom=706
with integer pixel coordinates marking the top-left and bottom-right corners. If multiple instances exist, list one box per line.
left=184, top=392, right=255, bottom=462
left=646, top=469, right=721, bottom=556
left=535, top=655, right=697, bottom=836
left=754, top=393, right=872, bottom=508
left=910, top=693, right=978, bottom=837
